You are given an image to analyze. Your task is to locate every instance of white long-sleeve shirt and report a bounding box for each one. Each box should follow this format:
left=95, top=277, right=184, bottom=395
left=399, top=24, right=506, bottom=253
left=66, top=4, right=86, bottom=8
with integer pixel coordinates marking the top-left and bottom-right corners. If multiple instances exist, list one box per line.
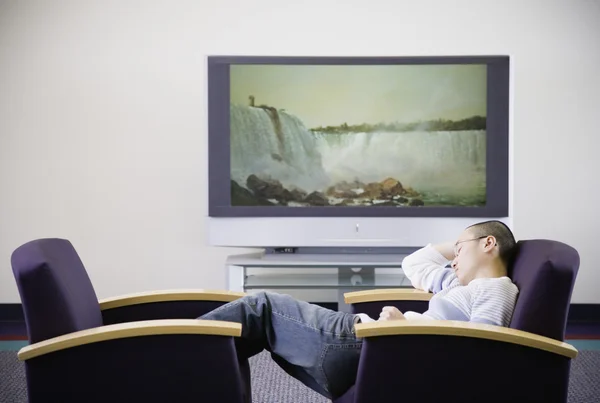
left=357, top=244, right=519, bottom=326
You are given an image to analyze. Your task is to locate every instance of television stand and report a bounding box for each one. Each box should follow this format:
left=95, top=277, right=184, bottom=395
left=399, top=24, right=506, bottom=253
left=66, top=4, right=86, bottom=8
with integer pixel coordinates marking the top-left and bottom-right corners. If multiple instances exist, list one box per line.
left=225, top=248, right=418, bottom=312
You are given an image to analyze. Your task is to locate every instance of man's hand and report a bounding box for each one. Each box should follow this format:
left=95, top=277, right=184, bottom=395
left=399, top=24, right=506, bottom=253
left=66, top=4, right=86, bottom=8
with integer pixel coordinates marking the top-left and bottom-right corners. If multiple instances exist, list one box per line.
left=378, top=306, right=406, bottom=321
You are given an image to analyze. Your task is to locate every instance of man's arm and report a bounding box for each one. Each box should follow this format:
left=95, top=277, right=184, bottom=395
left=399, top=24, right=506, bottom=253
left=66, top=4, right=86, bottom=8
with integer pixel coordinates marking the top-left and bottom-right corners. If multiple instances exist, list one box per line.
left=432, top=242, right=456, bottom=261
left=402, top=242, right=457, bottom=293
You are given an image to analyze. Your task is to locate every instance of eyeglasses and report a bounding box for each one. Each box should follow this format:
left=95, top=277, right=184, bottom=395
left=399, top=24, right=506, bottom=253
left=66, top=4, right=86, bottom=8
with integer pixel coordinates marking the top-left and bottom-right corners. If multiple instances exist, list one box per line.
left=454, top=236, right=488, bottom=256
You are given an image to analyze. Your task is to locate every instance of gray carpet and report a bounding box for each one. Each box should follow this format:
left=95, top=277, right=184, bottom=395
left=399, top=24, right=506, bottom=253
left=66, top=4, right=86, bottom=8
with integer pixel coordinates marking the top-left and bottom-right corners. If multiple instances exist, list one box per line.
left=1, top=350, right=599, bottom=402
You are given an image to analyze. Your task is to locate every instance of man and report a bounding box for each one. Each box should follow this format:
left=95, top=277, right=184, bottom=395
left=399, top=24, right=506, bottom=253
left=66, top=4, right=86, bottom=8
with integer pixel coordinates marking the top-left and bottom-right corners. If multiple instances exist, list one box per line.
left=199, top=220, right=519, bottom=399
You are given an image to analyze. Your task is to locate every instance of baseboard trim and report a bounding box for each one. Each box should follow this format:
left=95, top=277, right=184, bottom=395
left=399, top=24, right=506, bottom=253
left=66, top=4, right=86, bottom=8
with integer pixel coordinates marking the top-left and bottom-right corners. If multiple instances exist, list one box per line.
left=567, top=304, right=600, bottom=323
left=0, top=304, right=24, bottom=321
left=1, top=303, right=599, bottom=323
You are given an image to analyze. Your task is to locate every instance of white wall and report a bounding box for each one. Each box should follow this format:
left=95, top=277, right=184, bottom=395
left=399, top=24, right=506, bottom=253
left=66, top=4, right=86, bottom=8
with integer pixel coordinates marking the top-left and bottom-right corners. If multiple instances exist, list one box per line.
left=1, top=0, right=598, bottom=303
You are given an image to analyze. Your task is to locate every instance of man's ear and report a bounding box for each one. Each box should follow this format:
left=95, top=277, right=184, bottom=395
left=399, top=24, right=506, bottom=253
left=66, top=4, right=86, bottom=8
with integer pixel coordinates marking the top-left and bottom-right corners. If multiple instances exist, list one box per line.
left=484, top=236, right=497, bottom=251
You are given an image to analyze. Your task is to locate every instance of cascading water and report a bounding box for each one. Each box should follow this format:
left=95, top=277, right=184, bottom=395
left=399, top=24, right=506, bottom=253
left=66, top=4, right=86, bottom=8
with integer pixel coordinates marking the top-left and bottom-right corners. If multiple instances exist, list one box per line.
left=313, top=130, right=486, bottom=205
left=230, top=103, right=330, bottom=193
left=230, top=103, right=486, bottom=206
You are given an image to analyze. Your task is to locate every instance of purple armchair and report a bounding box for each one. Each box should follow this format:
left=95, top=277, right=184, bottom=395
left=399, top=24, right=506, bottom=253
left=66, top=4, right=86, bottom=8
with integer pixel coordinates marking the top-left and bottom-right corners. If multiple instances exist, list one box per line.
left=11, top=238, right=252, bottom=403
left=339, top=239, right=580, bottom=403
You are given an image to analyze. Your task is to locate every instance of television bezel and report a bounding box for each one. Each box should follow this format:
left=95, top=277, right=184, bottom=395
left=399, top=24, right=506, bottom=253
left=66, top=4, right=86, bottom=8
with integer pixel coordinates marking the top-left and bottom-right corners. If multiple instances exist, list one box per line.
left=208, top=55, right=509, bottom=218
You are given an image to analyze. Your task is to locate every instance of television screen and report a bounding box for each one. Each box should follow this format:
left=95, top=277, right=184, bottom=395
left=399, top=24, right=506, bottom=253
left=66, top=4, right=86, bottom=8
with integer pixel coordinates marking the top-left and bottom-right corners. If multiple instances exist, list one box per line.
left=208, top=56, right=509, bottom=218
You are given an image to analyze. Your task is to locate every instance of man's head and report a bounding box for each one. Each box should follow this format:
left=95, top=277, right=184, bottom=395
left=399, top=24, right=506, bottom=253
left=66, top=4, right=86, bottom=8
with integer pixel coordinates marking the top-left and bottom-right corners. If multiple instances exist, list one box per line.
left=451, top=220, right=517, bottom=285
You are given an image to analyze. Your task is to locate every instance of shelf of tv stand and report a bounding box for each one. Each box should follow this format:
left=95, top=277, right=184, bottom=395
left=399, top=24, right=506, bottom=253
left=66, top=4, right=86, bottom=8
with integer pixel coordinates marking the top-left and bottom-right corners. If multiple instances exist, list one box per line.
left=226, top=251, right=410, bottom=268
left=244, top=272, right=413, bottom=289
left=226, top=251, right=414, bottom=292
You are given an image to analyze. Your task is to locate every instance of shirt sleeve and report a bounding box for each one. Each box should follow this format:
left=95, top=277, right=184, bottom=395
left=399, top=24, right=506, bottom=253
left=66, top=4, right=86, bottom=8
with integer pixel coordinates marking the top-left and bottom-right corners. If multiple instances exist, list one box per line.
left=403, top=311, right=437, bottom=321
left=402, top=244, right=458, bottom=293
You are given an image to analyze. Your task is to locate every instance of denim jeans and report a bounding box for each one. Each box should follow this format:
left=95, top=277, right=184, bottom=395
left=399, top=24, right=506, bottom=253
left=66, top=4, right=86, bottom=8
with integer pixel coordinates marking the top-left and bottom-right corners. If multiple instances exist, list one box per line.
left=199, top=291, right=363, bottom=399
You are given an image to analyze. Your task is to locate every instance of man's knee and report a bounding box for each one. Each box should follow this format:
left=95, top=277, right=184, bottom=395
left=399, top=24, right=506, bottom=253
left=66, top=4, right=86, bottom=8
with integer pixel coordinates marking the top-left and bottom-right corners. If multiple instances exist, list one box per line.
left=249, top=290, right=280, bottom=302
left=245, top=291, right=295, bottom=311
left=237, top=291, right=268, bottom=308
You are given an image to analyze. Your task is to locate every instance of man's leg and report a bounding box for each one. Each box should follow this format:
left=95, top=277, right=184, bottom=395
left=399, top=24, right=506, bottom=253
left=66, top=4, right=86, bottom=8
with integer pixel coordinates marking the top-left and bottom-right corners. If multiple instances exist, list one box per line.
left=199, top=291, right=362, bottom=399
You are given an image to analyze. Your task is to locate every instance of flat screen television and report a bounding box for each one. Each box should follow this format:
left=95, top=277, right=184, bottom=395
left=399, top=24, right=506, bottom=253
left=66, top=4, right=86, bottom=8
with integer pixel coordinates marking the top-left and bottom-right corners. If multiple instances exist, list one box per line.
left=207, top=55, right=511, bottom=248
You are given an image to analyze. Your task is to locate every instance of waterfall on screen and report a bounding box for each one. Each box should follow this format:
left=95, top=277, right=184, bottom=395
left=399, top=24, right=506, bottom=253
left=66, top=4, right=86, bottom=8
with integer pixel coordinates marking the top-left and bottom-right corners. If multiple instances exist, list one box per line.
left=230, top=103, right=485, bottom=203
left=230, top=103, right=330, bottom=193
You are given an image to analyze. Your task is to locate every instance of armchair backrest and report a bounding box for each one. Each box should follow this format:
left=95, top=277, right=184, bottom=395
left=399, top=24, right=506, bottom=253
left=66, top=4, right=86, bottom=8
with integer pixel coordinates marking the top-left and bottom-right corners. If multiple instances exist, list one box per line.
left=508, top=239, right=579, bottom=341
left=11, top=238, right=103, bottom=343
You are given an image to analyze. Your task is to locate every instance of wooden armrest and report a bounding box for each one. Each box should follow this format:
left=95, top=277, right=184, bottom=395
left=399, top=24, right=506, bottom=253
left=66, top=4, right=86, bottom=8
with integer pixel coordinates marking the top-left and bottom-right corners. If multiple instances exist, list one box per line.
left=18, top=319, right=241, bottom=361
left=344, top=288, right=433, bottom=304
left=354, top=320, right=577, bottom=359
left=99, top=289, right=247, bottom=310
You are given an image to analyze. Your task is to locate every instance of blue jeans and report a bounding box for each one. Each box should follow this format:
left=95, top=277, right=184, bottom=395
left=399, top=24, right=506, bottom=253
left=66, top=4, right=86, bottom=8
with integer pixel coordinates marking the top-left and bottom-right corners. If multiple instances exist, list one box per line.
left=199, top=291, right=362, bottom=399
